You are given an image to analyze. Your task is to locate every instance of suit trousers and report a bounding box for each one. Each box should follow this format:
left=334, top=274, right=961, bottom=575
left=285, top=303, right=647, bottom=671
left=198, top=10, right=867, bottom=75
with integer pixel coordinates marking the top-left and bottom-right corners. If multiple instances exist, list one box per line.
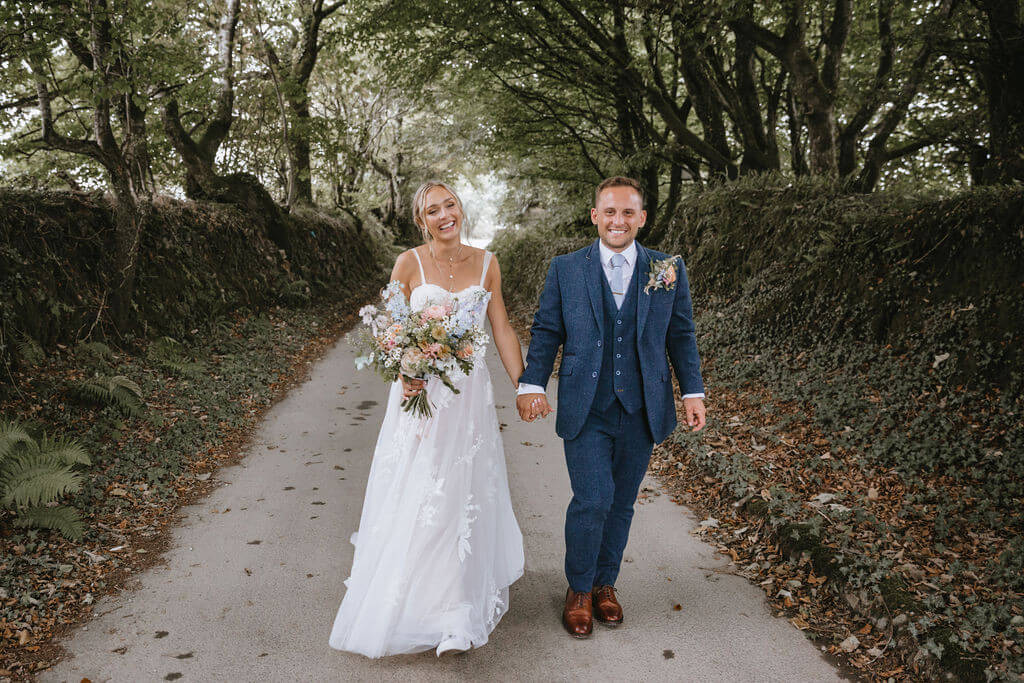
left=562, top=398, right=655, bottom=592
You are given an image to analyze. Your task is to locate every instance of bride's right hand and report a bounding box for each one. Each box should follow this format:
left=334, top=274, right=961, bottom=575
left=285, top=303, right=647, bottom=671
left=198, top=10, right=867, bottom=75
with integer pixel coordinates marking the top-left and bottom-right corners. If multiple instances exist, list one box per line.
left=401, top=376, right=425, bottom=398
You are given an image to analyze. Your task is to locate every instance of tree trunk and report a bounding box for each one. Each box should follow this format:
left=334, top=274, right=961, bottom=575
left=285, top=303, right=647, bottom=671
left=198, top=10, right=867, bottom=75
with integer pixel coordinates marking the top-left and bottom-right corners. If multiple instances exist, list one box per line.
left=733, top=29, right=780, bottom=172
left=790, top=50, right=839, bottom=175
left=107, top=176, right=146, bottom=333
left=665, top=160, right=683, bottom=221
left=286, top=93, right=314, bottom=205
left=170, top=0, right=241, bottom=198
left=730, top=4, right=846, bottom=177
left=978, top=0, right=1024, bottom=183
left=639, top=160, right=659, bottom=243
left=785, top=81, right=810, bottom=176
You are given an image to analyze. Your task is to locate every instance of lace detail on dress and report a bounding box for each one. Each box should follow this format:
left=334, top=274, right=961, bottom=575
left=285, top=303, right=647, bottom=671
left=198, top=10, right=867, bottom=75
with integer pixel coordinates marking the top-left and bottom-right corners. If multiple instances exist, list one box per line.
left=457, top=493, right=481, bottom=562
left=485, top=580, right=506, bottom=628
left=455, top=433, right=485, bottom=467
left=417, top=476, right=445, bottom=528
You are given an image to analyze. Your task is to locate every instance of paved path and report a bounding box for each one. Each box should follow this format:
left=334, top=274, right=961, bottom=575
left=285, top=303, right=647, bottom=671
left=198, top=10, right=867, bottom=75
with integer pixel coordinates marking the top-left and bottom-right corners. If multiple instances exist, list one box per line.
left=40, top=335, right=845, bottom=682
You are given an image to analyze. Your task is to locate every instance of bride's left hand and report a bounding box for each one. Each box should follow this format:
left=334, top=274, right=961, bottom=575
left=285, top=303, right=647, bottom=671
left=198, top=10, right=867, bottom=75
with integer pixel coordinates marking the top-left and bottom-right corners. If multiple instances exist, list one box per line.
left=401, top=376, right=425, bottom=398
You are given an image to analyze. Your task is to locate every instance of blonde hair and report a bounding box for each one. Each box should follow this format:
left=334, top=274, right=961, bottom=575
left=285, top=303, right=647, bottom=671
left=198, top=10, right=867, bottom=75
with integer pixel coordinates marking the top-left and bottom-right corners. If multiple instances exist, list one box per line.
left=411, top=180, right=465, bottom=242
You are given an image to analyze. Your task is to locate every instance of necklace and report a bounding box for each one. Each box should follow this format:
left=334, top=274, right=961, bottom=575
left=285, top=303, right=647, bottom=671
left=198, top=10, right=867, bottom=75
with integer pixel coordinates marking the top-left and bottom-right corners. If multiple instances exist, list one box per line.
left=427, top=241, right=465, bottom=292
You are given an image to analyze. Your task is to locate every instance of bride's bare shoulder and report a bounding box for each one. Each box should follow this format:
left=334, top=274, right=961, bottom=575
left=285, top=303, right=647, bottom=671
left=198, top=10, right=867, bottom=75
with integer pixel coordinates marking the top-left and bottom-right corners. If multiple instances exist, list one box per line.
left=391, top=248, right=423, bottom=282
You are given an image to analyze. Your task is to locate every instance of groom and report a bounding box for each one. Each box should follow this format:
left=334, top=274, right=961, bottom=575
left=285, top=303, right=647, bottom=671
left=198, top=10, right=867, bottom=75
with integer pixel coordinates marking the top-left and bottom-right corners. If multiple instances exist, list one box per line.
left=516, top=176, right=706, bottom=638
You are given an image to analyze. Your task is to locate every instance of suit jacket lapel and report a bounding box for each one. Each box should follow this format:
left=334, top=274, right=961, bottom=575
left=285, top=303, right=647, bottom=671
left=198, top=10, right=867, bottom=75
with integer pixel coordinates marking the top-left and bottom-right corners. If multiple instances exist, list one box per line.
left=584, top=239, right=604, bottom=338
left=635, top=241, right=652, bottom=339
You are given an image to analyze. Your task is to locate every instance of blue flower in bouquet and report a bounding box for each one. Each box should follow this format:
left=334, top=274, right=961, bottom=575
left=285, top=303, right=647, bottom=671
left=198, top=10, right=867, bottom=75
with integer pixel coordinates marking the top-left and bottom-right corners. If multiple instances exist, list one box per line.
left=375, top=280, right=408, bottom=319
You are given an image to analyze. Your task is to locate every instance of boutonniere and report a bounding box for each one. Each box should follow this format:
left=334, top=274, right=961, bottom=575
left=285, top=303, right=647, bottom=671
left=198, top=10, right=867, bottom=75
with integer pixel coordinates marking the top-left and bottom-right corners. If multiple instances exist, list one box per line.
left=643, top=255, right=681, bottom=294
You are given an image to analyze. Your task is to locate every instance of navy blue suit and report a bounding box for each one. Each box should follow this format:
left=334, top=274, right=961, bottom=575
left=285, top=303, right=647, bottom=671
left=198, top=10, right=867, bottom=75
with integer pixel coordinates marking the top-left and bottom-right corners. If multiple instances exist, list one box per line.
left=519, top=239, right=704, bottom=591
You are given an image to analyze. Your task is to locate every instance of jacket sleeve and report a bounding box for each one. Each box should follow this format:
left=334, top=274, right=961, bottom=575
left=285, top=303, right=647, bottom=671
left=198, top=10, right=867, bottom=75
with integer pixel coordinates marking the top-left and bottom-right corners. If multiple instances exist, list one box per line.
left=665, top=257, right=705, bottom=395
left=518, top=258, right=565, bottom=389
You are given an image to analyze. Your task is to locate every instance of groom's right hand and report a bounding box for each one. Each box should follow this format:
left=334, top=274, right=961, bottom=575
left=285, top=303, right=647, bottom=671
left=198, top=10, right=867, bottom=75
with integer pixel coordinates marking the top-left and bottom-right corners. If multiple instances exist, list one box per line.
left=516, top=393, right=552, bottom=422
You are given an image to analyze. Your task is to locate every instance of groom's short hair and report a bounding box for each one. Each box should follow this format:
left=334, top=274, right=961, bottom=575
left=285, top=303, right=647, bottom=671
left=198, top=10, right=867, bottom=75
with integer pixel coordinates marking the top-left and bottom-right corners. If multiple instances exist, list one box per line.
left=595, top=176, right=645, bottom=207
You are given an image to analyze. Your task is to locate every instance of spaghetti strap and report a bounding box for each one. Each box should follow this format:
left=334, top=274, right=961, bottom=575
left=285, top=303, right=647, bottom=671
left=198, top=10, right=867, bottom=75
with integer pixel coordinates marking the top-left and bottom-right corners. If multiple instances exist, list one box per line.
left=479, top=251, right=492, bottom=287
left=411, top=248, right=427, bottom=287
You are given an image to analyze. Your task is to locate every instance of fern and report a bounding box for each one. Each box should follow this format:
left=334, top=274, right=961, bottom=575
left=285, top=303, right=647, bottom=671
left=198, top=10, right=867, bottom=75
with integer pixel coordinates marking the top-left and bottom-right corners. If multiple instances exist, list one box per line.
left=77, top=341, right=116, bottom=363
left=107, top=376, right=145, bottom=415
left=148, top=337, right=204, bottom=377
left=147, top=336, right=183, bottom=360
left=36, top=434, right=91, bottom=466
left=14, top=505, right=85, bottom=540
left=208, top=319, right=246, bottom=355
left=212, top=320, right=236, bottom=337
left=243, top=314, right=273, bottom=338
left=0, top=421, right=92, bottom=540
left=15, top=334, right=44, bottom=365
left=280, top=278, right=312, bottom=304
left=0, top=420, right=34, bottom=465
left=75, top=373, right=146, bottom=416
left=0, top=453, right=84, bottom=507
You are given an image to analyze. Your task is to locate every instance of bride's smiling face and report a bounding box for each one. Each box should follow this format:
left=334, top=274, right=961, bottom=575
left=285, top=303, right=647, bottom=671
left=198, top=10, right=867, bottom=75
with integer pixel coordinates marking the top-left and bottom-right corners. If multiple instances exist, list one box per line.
left=420, top=187, right=464, bottom=243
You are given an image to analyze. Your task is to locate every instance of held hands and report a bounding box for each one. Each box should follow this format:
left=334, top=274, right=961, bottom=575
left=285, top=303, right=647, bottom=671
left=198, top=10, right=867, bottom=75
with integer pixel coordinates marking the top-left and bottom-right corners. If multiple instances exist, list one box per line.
left=683, top=396, right=706, bottom=432
left=400, top=375, right=425, bottom=399
left=516, top=393, right=552, bottom=422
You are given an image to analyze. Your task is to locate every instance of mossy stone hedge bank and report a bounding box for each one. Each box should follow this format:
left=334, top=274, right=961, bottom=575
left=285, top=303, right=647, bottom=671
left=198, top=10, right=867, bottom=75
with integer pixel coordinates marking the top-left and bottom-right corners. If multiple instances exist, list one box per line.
left=0, top=189, right=389, bottom=382
left=494, top=176, right=1024, bottom=393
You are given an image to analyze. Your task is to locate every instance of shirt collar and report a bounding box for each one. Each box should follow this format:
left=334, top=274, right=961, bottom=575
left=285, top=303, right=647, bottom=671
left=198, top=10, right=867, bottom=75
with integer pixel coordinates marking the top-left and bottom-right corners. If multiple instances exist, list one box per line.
left=598, top=239, right=636, bottom=268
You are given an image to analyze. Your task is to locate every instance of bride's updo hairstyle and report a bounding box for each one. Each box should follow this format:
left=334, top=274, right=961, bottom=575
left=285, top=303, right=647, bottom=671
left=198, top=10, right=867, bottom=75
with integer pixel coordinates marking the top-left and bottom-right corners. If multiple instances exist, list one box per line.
left=412, top=180, right=466, bottom=243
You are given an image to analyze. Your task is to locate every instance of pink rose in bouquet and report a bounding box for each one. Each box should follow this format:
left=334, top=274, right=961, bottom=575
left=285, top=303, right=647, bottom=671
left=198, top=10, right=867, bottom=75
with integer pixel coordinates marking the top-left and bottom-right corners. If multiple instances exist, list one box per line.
left=420, top=304, right=449, bottom=322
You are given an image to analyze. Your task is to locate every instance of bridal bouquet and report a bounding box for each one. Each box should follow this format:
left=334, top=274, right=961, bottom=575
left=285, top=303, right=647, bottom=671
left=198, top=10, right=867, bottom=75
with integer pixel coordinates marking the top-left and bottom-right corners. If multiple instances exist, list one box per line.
left=349, top=281, right=490, bottom=418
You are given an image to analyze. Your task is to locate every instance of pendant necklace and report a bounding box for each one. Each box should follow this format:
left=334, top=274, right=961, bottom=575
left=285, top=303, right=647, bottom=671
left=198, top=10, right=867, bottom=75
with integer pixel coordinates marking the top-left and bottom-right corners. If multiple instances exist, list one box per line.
left=428, top=241, right=464, bottom=293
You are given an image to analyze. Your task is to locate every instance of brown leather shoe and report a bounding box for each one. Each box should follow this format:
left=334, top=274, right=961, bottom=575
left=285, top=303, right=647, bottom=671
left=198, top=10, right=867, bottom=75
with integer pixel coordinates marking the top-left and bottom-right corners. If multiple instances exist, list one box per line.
left=562, top=587, right=593, bottom=638
left=592, top=584, right=623, bottom=626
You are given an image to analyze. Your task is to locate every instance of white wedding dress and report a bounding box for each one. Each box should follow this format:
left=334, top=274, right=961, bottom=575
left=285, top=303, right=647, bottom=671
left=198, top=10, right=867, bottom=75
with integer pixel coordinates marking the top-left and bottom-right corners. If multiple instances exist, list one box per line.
left=328, top=250, right=524, bottom=658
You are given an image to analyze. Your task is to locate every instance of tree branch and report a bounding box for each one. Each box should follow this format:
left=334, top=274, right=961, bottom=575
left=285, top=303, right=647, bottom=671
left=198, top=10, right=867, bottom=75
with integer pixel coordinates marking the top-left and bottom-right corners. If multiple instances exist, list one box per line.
left=822, top=0, right=853, bottom=93
left=29, top=57, right=104, bottom=162
left=198, top=0, right=241, bottom=155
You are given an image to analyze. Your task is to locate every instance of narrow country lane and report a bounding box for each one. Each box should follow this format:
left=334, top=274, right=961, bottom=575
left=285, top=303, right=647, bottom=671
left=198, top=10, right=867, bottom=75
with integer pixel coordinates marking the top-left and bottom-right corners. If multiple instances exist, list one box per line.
left=39, top=331, right=846, bottom=682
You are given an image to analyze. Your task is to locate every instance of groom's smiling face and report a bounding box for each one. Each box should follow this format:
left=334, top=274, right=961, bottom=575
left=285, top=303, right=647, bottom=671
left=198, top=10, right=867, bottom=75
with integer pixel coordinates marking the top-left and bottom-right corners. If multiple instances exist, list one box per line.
left=592, top=186, right=646, bottom=252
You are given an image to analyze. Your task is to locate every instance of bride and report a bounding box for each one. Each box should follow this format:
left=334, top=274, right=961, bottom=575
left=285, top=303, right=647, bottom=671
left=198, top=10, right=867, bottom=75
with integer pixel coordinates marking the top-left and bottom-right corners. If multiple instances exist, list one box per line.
left=328, top=180, right=526, bottom=658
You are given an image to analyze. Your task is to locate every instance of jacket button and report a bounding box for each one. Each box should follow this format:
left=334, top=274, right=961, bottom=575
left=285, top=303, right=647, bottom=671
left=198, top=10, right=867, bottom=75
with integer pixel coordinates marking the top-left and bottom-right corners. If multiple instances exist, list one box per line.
left=615, top=370, right=621, bottom=376
left=616, top=320, right=622, bottom=325
left=592, top=371, right=598, bottom=378
left=596, top=341, right=602, bottom=347
left=616, top=353, right=621, bottom=358
left=617, top=336, right=622, bottom=342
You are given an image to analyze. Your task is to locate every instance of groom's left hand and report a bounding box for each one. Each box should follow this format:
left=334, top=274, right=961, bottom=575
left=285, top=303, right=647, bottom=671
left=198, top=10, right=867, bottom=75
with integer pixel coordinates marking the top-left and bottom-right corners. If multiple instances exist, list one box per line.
left=683, top=397, right=706, bottom=432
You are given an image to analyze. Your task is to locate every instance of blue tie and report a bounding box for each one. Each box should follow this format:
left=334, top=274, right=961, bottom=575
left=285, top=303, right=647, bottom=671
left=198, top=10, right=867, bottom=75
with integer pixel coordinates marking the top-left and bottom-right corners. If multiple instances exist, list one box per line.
left=610, top=253, right=626, bottom=309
